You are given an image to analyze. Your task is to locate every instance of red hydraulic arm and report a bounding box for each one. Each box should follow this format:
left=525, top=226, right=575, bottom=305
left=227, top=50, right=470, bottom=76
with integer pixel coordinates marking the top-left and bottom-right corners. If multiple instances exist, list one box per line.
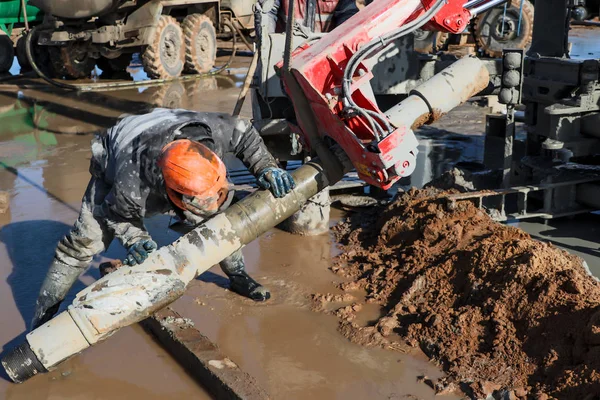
left=277, top=0, right=494, bottom=189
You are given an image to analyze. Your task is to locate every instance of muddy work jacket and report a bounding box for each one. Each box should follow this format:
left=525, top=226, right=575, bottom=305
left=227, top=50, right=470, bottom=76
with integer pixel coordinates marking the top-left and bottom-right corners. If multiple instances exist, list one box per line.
left=90, top=108, right=278, bottom=248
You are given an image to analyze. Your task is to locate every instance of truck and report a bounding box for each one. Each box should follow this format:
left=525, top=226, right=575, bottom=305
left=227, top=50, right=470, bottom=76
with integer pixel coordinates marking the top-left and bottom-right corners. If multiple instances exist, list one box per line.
left=8, top=0, right=254, bottom=79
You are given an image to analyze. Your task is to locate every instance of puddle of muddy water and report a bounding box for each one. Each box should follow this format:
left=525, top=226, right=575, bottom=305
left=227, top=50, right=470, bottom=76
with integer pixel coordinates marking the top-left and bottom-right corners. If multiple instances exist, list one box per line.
left=569, top=25, right=600, bottom=59
left=171, top=221, right=458, bottom=400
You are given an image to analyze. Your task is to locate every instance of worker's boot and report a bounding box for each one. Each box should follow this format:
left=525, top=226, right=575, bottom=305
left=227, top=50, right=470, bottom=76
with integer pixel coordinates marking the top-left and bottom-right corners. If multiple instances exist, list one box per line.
left=31, top=259, right=83, bottom=329
left=220, top=252, right=271, bottom=302
left=228, top=271, right=271, bottom=302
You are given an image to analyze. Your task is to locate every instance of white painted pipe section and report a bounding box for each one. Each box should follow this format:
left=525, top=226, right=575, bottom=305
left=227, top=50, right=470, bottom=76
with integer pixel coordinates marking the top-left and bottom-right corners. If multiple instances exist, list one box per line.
left=27, top=312, right=89, bottom=368
left=69, top=212, right=242, bottom=344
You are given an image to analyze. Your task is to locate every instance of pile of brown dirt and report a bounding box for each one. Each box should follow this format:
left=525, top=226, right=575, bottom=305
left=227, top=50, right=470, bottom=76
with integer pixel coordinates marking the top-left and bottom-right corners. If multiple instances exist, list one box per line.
left=316, top=188, right=600, bottom=399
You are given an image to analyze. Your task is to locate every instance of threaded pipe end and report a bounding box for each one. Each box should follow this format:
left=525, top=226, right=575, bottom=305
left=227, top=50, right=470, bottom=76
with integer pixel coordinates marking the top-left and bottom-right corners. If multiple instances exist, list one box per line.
left=1, top=341, right=47, bottom=383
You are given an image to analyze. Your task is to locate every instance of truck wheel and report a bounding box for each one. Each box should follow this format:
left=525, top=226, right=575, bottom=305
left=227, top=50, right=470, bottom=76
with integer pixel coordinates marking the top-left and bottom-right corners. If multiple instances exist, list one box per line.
left=0, top=33, right=14, bottom=73
left=474, top=0, right=534, bottom=58
left=182, top=14, right=217, bottom=74
left=97, top=54, right=132, bottom=74
left=48, top=42, right=95, bottom=79
left=142, top=15, right=185, bottom=79
left=413, top=29, right=449, bottom=54
left=16, top=36, right=30, bottom=70
left=16, top=32, right=53, bottom=76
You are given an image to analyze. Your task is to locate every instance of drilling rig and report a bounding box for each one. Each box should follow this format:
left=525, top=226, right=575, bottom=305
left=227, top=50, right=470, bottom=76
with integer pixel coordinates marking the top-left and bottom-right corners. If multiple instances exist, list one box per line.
left=7, top=0, right=598, bottom=384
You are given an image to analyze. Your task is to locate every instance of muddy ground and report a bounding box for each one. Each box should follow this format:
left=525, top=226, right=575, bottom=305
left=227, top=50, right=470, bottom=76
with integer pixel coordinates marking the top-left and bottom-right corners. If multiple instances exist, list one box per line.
left=0, top=27, right=599, bottom=400
left=316, top=189, right=600, bottom=399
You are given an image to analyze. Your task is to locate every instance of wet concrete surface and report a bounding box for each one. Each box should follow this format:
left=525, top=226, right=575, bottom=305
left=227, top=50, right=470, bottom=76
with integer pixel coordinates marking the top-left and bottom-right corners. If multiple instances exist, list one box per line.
left=0, top=26, right=599, bottom=400
left=569, top=24, right=600, bottom=59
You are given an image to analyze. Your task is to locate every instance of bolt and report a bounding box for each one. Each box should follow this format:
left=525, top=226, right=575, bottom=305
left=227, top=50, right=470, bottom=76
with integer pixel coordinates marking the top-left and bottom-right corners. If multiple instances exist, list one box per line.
left=457, top=19, right=463, bottom=26
left=358, top=69, right=366, bottom=77
left=325, top=93, right=333, bottom=101
left=444, top=18, right=451, bottom=25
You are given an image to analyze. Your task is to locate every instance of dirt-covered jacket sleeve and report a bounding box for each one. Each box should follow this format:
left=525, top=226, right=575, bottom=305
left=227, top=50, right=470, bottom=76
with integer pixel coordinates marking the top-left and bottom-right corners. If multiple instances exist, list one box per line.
left=97, top=185, right=152, bottom=248
left=230, top=118, right=278, bottom=175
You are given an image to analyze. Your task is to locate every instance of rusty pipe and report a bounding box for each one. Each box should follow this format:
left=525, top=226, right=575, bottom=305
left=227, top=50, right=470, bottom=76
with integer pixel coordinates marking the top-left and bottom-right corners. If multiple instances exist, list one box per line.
left=1, top=58, right=487, bottom=383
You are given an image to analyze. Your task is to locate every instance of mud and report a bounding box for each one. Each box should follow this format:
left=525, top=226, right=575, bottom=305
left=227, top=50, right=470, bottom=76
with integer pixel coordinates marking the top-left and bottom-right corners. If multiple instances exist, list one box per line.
left=318, top=188, right=600, bottom=399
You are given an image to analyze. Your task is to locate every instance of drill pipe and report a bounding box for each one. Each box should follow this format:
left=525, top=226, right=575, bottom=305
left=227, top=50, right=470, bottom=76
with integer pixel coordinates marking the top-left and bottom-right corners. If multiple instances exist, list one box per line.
left=1, top=159, right=342, bottom=383
left=1, top=57, right=489, bottom=383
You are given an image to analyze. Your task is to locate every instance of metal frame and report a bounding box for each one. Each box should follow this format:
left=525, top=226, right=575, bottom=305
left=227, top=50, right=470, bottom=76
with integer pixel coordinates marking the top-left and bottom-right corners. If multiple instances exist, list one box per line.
left=445, top=177, right=600, bottom=222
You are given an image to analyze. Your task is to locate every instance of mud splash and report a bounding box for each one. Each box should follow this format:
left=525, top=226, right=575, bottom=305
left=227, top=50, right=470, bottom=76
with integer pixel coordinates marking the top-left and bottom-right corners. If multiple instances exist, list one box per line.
left=315, top=188, right=600, bottom=399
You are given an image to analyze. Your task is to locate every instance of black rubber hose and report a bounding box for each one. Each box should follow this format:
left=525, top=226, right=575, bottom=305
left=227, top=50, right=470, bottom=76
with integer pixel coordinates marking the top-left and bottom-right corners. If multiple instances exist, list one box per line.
left=1, top=341, right=47, bottom=383
left=230, top=18, right=254, bottom=52
left=0, top=71, right=36, bottom=83
left=282, top=0, right=295, bottom=72
left=25, top=22, right=239, bottom=92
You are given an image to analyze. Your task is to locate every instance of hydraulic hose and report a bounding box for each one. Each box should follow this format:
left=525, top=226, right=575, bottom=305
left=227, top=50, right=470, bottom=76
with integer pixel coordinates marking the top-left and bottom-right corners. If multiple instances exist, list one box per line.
left=340, top=0, right=446, bottom=137
left=24, top=21, right=240, bottom=92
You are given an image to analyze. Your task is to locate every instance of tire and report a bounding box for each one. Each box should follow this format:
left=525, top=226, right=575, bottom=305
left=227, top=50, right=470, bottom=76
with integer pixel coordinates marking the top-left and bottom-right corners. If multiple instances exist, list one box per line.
left=182, top=14, right=217, bottom=74
left=142, top=15, right=185, bottom=79
left=16, top=36, right=30, bottom=70
left=97, top=54, right=132, bottom=73
left=474, top=0, right=534, bottom=58
left=0, top=33, right=14, bottom=73
left=413, top=29, right=449, bottom=54
left=48, top=42, right=95, bottom=79
left=16, top=31, right=53, bottom=76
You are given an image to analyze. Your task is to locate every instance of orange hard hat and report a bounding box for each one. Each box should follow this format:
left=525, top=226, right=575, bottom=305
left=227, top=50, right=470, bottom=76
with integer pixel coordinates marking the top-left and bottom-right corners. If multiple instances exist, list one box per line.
left=158, top=139, right=228, bottom=215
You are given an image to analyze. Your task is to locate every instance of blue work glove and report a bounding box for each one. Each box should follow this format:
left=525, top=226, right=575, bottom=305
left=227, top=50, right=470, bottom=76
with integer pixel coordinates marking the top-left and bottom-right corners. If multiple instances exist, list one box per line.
left=124, top=239, right=158, bottom=266
left=257, top=167, right=296, bottom=198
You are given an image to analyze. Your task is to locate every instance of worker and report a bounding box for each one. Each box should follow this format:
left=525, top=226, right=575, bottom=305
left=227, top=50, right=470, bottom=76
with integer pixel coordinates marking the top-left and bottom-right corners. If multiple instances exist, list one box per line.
left=258, top=0, right=359, bottom=34
left=31, top=108, right=295, bottom=329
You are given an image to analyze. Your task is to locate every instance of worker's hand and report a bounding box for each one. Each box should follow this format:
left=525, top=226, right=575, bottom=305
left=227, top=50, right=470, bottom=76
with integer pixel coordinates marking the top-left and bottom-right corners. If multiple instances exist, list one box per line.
left=257, top=167, right=295, bottom=198
left=124, top=239, right=158, bottom=266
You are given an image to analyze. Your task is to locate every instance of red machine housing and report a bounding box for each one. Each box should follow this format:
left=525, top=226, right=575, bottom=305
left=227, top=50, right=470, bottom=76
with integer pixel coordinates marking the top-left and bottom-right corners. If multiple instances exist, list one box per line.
left=278, top=0, right=474, bottom=188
